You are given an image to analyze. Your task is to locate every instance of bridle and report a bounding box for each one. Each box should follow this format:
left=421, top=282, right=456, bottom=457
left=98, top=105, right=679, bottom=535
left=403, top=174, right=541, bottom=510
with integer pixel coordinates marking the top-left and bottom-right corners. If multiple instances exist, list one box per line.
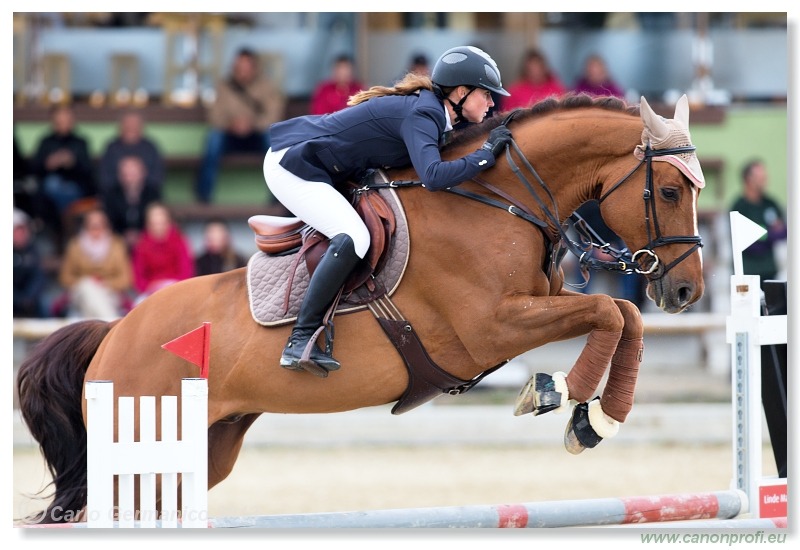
left=594, top=143, right=704, bottom=279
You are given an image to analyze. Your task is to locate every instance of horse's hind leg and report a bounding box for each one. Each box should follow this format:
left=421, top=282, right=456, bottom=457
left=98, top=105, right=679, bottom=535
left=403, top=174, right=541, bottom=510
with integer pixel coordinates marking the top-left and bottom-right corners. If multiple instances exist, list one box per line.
left=207, top=414, right=262, bottom=490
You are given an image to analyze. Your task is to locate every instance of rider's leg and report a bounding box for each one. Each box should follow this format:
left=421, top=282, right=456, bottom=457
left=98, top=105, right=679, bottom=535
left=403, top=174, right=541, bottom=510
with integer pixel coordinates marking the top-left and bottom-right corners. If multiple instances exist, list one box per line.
left=263, top=148, right=370, bottom=376
left=281, top=233, right=361, bottom=375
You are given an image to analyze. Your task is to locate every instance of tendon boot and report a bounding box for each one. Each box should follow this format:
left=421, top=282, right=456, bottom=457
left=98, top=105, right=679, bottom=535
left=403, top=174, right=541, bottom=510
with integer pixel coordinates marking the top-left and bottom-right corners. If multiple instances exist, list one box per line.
left=563, top=396, right=620, bottom=455
left=280, top=233, right=361, bottom=377
left=513, top=372, right=569, bottom=416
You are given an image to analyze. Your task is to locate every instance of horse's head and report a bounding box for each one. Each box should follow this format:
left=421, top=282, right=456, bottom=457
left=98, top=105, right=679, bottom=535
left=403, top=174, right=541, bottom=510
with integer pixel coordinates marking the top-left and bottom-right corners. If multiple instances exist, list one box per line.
left=598, top=95, right=705, bottom=313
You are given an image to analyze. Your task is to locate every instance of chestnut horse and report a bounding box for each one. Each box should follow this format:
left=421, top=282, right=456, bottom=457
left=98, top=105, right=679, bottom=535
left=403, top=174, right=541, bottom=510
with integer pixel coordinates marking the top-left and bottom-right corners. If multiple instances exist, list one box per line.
left=17, top=94, right=705, bottom=523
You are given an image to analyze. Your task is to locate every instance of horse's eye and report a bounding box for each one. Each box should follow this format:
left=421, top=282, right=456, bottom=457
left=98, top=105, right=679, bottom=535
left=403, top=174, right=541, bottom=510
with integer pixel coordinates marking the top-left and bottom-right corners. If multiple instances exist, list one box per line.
left=660, top=187, right=679, bottom=201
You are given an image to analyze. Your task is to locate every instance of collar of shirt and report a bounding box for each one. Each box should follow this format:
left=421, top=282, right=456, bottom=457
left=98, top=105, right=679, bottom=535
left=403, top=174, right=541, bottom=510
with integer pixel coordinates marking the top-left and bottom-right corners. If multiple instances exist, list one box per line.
left=443, top=103, right=453, bottom=132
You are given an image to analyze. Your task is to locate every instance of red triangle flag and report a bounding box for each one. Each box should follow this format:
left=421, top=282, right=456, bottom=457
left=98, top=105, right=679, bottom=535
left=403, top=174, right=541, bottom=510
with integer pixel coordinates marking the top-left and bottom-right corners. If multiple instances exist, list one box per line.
left=161, top=322, right=211, bottom=378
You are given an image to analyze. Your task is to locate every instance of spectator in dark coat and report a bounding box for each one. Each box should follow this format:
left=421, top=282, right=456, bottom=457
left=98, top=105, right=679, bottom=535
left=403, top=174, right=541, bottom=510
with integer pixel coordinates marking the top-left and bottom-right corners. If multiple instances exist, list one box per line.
left=97, top=110, right=165, bottom=194
left=194, top=218, right=247, bottom=276
left=102, top=155, right=160, bottom=249
left=13, top=208, right=47, bottom=318
left=30, top=104, right=96, bottom=224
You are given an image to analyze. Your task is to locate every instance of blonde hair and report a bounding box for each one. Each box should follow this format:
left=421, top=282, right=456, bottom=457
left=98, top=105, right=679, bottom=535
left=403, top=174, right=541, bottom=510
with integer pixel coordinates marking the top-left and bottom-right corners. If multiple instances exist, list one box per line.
left=348, top=73, right=434, bottom=106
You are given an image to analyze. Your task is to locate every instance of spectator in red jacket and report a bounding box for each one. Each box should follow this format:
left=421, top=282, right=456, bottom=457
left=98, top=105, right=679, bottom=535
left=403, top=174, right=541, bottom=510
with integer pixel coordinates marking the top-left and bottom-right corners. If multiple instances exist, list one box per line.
left=131, top=203, right=194, bottom=303
left=503, top=49, right=566, bottom=111
left=310, top=54, right=364, bottom=115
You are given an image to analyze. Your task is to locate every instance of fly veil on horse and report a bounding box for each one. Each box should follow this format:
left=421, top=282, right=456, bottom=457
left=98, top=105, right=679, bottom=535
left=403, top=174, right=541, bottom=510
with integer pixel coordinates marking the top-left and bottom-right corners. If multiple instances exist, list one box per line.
left=17, top=94, right=705, bottom=523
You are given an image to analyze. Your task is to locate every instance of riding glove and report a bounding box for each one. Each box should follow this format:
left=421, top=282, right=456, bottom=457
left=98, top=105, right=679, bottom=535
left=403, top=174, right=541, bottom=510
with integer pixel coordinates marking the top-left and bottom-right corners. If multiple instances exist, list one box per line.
left=481, top=125, right=513, bottom=157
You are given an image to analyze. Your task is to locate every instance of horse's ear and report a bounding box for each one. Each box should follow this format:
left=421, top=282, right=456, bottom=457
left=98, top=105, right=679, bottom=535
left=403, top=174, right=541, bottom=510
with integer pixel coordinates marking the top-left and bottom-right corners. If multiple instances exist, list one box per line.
left=673, top=94, right=690, bottom=128
left=639, top=96, right=669, bottom=141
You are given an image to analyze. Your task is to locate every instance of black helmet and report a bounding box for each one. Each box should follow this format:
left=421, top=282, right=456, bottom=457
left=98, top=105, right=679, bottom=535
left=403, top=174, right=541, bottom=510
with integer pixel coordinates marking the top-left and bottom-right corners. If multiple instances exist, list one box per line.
left=431, top=46, right=509, bottom=97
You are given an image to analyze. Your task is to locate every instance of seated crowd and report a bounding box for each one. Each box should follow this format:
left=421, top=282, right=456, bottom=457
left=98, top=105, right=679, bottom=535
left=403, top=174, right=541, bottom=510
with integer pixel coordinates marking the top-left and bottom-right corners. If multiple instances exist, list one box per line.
left=13, top=201, right=248, bottom=320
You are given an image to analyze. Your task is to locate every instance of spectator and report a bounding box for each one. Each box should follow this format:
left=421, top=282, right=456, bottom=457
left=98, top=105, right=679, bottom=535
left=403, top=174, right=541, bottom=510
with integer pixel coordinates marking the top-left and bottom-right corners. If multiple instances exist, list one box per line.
left=102, top=155, right=161, bottom=249
left=30, top=104, right=96, bottom=235
left=310, top=54, right=364, bottom=115
left=194, top=218, right=248, bottom=276
left=196, top=47, right=286, bottom=203
left=730, top=159, right=787, bottom=285
left=502, top=49, right=566, bottom=111
left=14, top=134, right=36, bottom=220
left=57, top=208, right=133, bottom=319
left=391, top=52, right=430, bottom=86
left=407, top=53, right=430, bottom=77
left=97, top=110, right=165, bottom=195
left=13, top=208, right=47, bottom=318
left=131, top=203, right=194, bottom=302
left=572, top=54, right=625, bottom=98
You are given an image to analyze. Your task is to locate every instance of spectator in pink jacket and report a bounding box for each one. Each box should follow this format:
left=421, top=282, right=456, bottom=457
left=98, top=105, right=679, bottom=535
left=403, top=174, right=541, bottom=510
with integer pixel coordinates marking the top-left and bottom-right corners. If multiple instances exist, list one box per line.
left=131, top=203, right=194, bottom=302
left=310, top=54, right=364, bottom=115
left=503, top=49, right=566, bottom=111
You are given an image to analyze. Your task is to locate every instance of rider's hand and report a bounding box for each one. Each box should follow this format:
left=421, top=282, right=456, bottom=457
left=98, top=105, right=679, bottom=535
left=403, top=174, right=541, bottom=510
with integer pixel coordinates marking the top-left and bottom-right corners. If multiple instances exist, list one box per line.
left=481, top=125, right=513, bottom=157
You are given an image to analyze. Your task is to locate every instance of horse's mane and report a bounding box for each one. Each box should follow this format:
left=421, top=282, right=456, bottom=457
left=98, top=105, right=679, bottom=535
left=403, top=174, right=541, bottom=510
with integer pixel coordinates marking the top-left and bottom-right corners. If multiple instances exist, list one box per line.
left=443, top=93, right=641, bottom=151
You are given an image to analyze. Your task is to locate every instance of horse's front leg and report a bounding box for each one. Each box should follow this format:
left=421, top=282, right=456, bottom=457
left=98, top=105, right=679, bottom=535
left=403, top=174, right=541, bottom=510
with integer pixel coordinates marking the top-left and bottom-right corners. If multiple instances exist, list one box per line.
left=553, top=294, right=644, bottom=453
left=478, top=290, right=642, bottom=452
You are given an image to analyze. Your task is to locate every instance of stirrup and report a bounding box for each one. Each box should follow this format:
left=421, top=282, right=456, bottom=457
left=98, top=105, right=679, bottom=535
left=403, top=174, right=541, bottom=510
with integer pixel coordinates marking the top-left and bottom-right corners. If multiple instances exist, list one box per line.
left=280, top=326, right=339, bottom=378
left=513, top=372, right=569, bottom=416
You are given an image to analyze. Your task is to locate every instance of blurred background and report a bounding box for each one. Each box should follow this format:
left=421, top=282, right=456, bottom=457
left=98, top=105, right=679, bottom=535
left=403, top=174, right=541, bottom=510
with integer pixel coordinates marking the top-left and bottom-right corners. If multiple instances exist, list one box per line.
left=11, top=11, right=789, bottom=520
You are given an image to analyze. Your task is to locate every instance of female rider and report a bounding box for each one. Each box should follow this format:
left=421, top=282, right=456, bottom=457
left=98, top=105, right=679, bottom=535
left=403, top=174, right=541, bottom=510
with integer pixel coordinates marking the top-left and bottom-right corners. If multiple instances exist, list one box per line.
left=263, top=45, right=513, bottom=377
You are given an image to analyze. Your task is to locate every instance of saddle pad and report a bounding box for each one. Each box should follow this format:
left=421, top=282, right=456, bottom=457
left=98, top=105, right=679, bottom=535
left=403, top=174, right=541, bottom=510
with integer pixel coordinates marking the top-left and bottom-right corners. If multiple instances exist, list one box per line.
left=247, top=188, right=409, bottom=326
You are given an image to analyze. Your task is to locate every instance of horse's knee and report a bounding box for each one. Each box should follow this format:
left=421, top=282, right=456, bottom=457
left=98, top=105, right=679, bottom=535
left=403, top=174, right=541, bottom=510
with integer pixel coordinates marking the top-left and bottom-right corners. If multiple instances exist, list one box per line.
left=614, top=299, right=644, bottom=339
left=591, top=294, right=625, bottom=333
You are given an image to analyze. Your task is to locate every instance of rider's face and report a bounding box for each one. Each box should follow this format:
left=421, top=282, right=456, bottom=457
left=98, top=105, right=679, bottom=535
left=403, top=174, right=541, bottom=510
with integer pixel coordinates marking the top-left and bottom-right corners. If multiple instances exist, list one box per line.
left=459, top=87, right=494, bottom=123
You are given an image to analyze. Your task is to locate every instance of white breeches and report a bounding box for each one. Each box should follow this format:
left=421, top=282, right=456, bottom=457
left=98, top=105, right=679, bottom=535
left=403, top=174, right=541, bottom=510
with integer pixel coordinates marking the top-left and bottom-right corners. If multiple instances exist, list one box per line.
left=263, top=148, right=370, bottom=259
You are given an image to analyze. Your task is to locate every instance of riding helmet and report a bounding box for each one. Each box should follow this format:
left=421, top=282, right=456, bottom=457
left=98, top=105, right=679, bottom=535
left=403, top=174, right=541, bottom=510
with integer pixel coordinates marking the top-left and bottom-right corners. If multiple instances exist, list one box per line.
left=431, top=46, right=510, bottom=96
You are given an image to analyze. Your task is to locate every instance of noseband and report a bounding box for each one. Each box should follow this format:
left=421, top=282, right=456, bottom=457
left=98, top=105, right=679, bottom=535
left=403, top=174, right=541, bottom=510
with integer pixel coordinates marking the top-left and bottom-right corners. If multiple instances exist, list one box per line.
left=596, top=144, right=704, bottom=280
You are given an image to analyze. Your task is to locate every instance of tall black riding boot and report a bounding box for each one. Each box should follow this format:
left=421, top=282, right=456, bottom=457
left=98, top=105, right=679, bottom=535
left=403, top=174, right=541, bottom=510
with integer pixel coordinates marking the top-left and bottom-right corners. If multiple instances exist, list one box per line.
left=280, top=233, right=361, bottom=377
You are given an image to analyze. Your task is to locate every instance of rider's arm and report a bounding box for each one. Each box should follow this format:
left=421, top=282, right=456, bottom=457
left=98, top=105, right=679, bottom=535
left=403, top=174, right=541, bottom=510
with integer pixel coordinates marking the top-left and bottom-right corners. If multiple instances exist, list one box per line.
left=401, top=108, right=496, bottom=191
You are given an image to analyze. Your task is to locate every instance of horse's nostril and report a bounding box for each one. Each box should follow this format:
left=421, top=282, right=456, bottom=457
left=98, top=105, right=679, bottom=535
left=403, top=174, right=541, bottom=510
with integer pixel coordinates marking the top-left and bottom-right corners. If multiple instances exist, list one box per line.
left=678, top=284, right=694, bottom=305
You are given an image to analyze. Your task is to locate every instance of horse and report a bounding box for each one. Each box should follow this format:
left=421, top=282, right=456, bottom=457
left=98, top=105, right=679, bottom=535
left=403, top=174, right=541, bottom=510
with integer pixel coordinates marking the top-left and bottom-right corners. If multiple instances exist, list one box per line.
left=16, top=93, right=705, bottom=524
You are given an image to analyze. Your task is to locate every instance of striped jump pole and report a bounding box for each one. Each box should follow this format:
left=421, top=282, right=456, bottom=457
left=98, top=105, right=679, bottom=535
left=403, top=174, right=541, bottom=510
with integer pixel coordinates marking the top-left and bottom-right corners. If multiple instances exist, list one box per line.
left=209, top=490, right=746, bottom=529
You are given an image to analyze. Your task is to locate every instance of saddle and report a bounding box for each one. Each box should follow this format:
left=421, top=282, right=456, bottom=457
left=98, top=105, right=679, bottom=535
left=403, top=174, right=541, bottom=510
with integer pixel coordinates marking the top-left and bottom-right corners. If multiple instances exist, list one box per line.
left=248, top=182, right=396, bottom=299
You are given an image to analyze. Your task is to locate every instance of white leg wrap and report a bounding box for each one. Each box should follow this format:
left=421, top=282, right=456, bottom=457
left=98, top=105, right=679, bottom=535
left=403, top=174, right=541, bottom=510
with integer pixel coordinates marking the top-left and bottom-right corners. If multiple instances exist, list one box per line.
left=587, top=399, right=620, bottom=438
left=552, top=371, right=570, bottom=414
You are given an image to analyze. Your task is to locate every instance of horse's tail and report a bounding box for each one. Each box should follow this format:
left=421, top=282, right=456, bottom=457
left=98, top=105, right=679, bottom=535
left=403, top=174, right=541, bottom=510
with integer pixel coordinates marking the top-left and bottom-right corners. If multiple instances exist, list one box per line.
left=16, top=319, right=113, bottom=524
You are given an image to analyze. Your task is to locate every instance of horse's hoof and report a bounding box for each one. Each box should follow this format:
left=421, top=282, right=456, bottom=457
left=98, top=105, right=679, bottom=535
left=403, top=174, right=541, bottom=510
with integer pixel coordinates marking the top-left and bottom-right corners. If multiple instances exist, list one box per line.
left=563, top=397, right=620, bottom=454
left=513, top=372, right=568, bottom=416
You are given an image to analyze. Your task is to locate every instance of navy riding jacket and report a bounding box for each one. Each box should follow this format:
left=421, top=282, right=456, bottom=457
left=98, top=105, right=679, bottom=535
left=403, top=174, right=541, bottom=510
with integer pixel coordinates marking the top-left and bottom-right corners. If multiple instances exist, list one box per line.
left=268, top=89, right=495, bottom=191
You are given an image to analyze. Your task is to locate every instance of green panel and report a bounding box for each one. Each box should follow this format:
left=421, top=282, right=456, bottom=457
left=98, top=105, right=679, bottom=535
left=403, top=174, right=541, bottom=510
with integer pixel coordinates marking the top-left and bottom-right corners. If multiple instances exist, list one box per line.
left=690, top=107, right=787, bottom=210
left=15, top=123, right=52, bottom=155
left=147, top=123, right=208, bottom=156
left=162, top=168, right=272, bottom=205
